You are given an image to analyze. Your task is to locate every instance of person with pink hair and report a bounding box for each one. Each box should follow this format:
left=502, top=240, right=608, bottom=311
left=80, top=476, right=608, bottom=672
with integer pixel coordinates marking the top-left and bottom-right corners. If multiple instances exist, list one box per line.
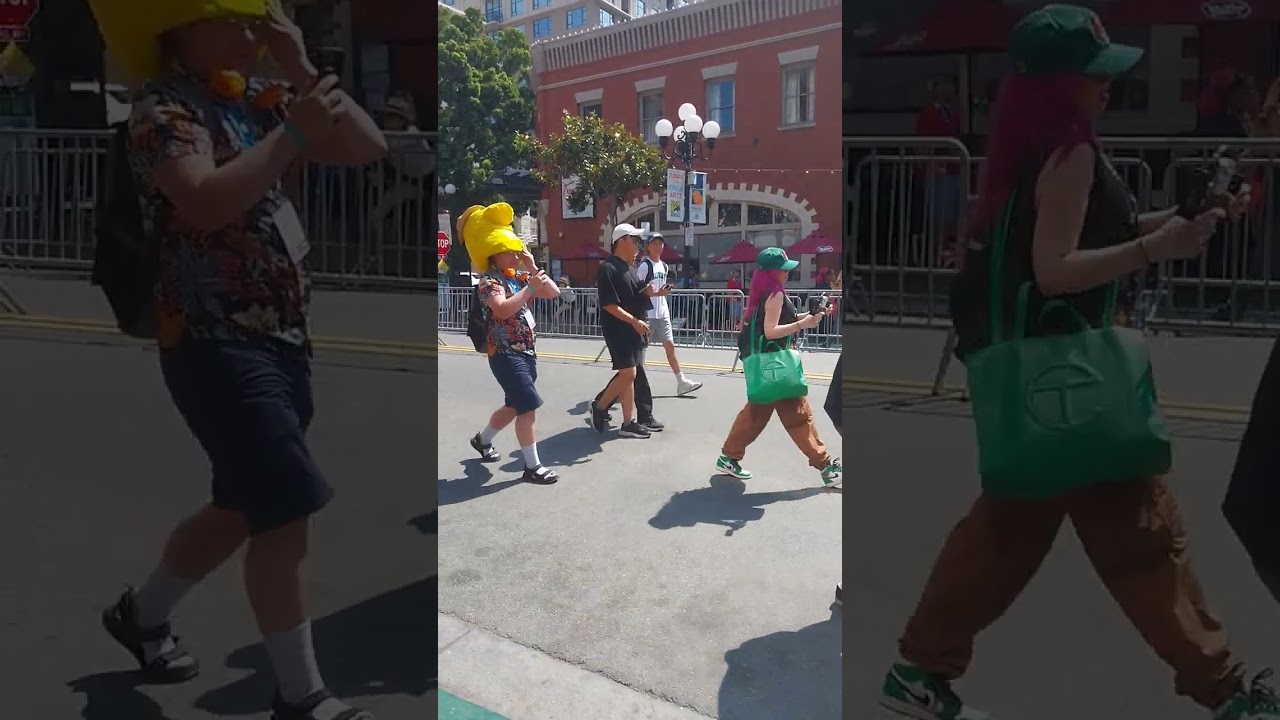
left=879, top=6, right=1273, bottom=720
left=714, top=247, right=840, bottom=486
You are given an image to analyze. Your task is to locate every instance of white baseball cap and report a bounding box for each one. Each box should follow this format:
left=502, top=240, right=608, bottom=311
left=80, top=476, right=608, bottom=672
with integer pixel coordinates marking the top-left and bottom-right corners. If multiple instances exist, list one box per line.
left=611, top=223, right=643, bottom=241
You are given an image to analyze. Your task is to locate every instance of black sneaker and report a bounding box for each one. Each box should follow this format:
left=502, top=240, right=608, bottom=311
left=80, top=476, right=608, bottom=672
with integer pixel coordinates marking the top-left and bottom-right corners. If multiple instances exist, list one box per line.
left=469, top=433, right=500, bottom=462
left=835, top=583, right=842, bottom=606
left=639, top=417, right=664, bottom=432
left=522, top=465, right=559, bottom=485
left=272, top=688, right=373, bottom=720
left=590, top=402, right=607, bottom=432
left=618, top=420, right=651, bottom=438
left=102, top=589, right=200, bottom=683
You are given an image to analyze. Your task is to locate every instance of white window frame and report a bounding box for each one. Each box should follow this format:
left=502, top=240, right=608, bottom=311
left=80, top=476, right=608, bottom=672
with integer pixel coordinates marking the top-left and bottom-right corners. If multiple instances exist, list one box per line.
left=781, top=63, right=816, bottom=129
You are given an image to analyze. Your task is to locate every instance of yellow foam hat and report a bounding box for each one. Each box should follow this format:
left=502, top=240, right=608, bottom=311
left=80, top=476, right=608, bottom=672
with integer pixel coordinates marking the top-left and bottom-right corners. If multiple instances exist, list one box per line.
left=87, top=0, right=269, bottom=84
left=461, top=203, right=525, bottom=272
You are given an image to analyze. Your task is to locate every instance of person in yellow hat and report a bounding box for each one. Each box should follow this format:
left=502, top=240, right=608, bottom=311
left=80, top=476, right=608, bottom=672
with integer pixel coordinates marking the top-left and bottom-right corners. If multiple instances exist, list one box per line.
left=89, top=2, right=384, bottom=719
left=462, top=203, right=563, bottom=484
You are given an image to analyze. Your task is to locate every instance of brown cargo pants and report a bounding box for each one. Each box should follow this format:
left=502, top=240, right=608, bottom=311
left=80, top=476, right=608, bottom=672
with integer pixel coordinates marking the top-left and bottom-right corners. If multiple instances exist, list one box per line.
left=899, top=476, right=1245, bottom=708
left=721, top=397, right=830, bottom=470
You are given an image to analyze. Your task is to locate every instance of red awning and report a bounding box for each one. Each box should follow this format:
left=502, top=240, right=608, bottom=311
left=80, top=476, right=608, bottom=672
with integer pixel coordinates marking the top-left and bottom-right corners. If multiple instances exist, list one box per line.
left=711, top=241, right=761, bottom=265
left=558, top=243, right=611, bottom=261
left=1104, top=0, right=1279, bottom=25
left=787, top=232, right=842, bottom=256
left=871, top=0, right=1023, bottom=55
left=657, top=245, right=684, bottom=263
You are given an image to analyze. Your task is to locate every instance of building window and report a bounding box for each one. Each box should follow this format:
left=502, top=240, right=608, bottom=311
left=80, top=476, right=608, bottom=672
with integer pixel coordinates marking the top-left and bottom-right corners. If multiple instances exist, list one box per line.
left=484, top=0, right=503, bottom=23
left=516, top=24, right=527, bottom=35
left=782, top=64, right=815, bottom=126
left=566, top=7, right=586, bottom=29
left=533, top=0, right=551, bottom=8
left=533, top=17, right=552, bottom=37
left=511, top=0, right=524, bottom=17
left=579, top=102, right=602, bottom=117
left=359, top=42, right=391, bottom=114
left=599, top=9, right=613, bottom=26
left=716, top=201, right=742, bottom=227
left=635, top=0, right=645, bottom=15
left=639, top=91, right=663, bottom=144
left=443, top=0, right=455, bottom=4
left=706, top=79, right=735, bottom=133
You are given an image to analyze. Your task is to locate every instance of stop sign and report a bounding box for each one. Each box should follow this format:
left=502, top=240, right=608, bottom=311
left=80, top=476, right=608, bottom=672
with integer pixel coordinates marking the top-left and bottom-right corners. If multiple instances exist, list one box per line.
left=438, top=231, right=451, bottom=260
left=0, top=0, right=39, bottom=42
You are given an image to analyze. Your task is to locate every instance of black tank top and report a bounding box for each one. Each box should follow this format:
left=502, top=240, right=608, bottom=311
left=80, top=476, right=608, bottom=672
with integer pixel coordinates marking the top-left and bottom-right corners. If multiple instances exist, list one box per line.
left=950, top=147, right=1139, bottom=359
left=739, top=293, right=798, bottom=359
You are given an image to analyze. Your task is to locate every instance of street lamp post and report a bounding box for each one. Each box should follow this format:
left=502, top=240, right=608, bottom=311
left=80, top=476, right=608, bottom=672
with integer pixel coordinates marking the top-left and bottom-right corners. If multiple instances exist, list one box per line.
left=654, top=103, right=720, bottom=253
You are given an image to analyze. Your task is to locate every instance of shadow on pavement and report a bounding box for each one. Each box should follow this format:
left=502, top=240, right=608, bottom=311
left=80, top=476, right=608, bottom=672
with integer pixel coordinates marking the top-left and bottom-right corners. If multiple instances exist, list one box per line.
left=439, top=460, right=521, bottom=506
left=648, top=476, right=825, bottom=536
left=193, top=579, right=434, bottom=716
left=411, top=510, right=437, bottom=534
left=496, top=425, right=605, bottom=473
left=716, top=610, right=842, bottom=720
left=68, top=671, right=181, bottom=720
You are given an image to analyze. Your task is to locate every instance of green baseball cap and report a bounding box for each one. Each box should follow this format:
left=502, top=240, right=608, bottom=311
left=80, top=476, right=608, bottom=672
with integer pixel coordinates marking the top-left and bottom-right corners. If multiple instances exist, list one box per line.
left=1010, top=4, right=1143, bottom=77
left=757, top=247, right=799, bottom=271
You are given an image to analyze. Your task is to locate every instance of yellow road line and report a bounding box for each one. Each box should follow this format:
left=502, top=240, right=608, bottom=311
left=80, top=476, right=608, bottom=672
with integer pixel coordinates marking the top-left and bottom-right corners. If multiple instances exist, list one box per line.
left=438, top=343, right=825, bottom=382
left=1, top=314, right=1255, bottom=418
left=0, top=314, right=436, bottom=358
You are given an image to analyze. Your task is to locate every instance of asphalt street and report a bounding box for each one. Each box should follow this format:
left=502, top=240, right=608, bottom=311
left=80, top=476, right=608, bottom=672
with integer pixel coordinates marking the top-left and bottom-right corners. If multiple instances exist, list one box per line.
left=0, top=325, right=432, bottom=720
left=843, top=391, right=1280, bottom=719
left=437, top=342, right=844, bottom=720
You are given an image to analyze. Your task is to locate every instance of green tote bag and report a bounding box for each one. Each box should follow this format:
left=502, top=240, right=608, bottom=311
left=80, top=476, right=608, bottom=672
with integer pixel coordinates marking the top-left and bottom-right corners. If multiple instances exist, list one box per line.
left=743, top=310, right=809, bottom=405
left=964, top=201, right=1172, bottom=498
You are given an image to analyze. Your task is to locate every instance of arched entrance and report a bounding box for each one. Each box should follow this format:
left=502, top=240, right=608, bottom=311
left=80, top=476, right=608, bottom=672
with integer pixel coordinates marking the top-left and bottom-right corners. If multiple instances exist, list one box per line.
left=603, top=182, right=821, bottom=285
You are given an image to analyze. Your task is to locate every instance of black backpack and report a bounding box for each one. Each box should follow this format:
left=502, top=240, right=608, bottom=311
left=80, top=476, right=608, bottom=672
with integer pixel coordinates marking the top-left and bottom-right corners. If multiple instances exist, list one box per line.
left=91, top=122, right=159, bottom=339
left=466, top=288, right=488, bottom=352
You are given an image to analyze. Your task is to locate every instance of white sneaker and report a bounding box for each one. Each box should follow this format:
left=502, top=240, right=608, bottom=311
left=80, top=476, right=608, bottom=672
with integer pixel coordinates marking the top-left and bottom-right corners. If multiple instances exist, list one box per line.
left=677, top=378, right=703, bottom=395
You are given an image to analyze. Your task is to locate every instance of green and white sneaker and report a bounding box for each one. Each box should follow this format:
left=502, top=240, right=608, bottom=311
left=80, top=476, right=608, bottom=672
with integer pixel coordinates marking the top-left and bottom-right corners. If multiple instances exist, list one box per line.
left=820, top=458, right=842, bottom=487
left=1214, top=670, right=1280, bottom=720
left=881, top=662, right=991, bottom=720
left=715, top=455, right=752, bottom=480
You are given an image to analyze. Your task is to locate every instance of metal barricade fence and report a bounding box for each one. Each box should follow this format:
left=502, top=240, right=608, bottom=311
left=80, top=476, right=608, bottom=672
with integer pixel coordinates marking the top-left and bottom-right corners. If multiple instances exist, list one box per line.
left=844, top=135, right=1280, bottom=394
left=0, top=128, right=437, bottom=289
left=438, top=284, right=843, bottom=355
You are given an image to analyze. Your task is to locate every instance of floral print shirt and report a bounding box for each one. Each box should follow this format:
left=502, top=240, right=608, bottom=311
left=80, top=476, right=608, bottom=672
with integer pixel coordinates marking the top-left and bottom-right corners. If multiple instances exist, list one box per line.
left=477, top=272, right=536, bottom=356
left=128, top=73, right=310, bottom=349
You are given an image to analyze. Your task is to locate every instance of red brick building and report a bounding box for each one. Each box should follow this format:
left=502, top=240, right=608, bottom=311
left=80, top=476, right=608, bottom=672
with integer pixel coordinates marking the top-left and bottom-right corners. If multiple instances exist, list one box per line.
left=530, top=0, right=841, bottom=286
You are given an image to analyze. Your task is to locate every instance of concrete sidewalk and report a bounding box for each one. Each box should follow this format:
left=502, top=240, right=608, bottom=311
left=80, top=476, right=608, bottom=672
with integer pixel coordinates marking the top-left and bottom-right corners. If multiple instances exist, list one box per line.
left=439, top=615, right=710, bottom=720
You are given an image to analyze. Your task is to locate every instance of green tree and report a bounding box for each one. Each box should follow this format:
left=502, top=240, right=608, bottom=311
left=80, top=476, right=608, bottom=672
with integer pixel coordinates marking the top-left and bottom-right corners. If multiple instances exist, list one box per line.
left=437, top=7, right=534, bottom=200
left=438, top=7, right=533, bottom=274
left=518, top=112, right=669, bottom=226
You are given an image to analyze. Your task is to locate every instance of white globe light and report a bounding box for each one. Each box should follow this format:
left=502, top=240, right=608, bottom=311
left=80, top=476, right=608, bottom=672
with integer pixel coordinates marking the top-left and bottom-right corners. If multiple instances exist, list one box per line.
left=702, top=120, right=721, bottom=139
left=654, top=118, right=674, bottom=137
left=678, top=103, right=696, bottom=121
left=673, top=127, right=688, bottom=142
left=444, top=183, right=456, bottom=194
left=684, top=114, right=703, bottom=133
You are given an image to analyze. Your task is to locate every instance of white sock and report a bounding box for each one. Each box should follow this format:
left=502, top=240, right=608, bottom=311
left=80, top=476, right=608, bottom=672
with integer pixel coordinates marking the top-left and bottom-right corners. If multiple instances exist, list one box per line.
left=133, top=562, right=196, bottom=663
left=264, top=620, right=326, bottom=704
left=479, top=424, right=499, bottom=444
left=521, top=443, right=541, bottom=469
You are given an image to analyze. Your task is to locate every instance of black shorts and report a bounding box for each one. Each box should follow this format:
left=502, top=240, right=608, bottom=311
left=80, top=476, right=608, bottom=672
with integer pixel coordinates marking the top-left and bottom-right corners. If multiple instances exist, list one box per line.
left=489, top=352, right=542, bottom=414
left=160, top=338, right=333, bottom=535
left=603, top=330, right=645, bottom=370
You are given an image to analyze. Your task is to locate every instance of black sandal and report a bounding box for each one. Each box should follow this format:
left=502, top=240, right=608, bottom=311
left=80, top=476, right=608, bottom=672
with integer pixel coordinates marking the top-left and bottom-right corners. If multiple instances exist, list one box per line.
left=272, top=689, right=373, bottom=720
left=522, top=465, right=558, bottom=485
left=470, top=433, right=500, bottom=462
left=102, top=589, right=200, bottom=683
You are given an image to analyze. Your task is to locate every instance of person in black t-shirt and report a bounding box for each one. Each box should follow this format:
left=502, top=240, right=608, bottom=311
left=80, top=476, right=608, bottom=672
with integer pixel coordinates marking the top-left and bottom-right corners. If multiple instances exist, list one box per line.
left=592, top=224, right=662, bottom=437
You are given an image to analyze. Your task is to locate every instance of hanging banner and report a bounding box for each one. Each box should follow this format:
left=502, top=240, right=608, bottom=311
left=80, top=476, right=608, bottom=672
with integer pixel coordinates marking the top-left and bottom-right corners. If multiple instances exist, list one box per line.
left=665, top=168, right=686, bottom=223
left=688, top=172, right=707, bottom=225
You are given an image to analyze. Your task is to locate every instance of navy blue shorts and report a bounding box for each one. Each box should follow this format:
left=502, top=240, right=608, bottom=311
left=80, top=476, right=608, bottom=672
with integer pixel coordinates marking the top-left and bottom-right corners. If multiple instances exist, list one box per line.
left=160, top=338, right=333, bottom=535
left=489, top=352, right=542, bottom=415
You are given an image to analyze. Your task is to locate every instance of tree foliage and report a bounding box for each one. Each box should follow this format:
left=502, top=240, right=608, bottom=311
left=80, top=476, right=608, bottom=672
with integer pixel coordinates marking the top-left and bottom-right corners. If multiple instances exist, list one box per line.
left=518, top=112, right=669, bottom=224
left=437, top=7, right=534, bottom=201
